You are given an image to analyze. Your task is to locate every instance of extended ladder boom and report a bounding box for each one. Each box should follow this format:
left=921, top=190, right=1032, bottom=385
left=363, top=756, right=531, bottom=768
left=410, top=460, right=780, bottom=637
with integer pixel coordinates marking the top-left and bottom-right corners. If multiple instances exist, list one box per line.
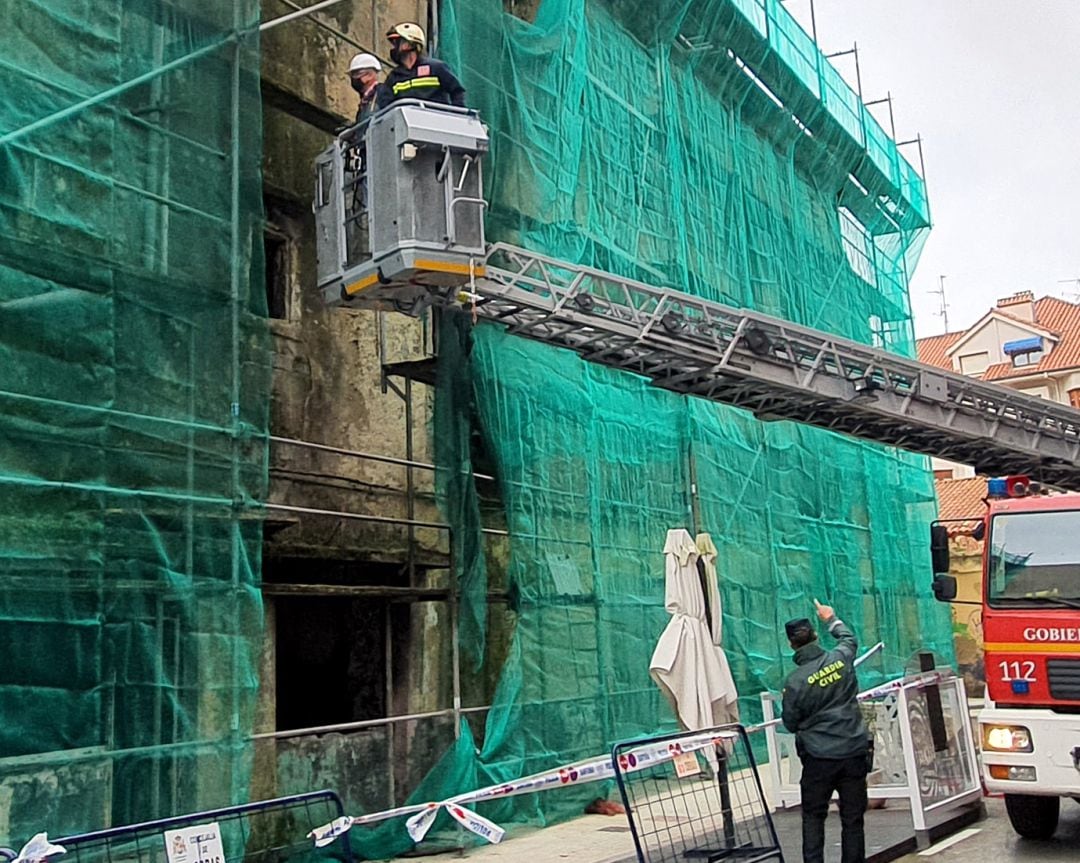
left=317, top=103, right=1080, bottom=489
left=465, top=244, right=1080, bottom=489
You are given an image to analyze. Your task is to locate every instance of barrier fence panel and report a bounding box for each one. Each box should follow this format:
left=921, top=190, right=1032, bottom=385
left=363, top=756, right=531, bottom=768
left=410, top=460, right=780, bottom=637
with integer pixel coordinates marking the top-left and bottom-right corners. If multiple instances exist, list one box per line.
left=761, top=670, right=981, bottom=835
left=57, top=791, right=352, bottom=863
left=613, top=725, right=784, bottom=863
left=896, top=674, right=981, bottom=832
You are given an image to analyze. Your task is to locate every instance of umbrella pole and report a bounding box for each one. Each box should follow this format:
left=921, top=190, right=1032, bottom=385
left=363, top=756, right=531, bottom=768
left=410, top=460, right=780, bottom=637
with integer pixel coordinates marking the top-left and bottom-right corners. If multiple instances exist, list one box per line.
left=716, top=742, right=737, bottom=849
left=686, top=440, right=702, bottom=535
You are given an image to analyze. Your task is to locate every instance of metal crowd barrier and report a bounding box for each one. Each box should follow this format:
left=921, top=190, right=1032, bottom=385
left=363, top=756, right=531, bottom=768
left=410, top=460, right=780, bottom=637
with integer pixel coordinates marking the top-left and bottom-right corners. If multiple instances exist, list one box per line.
left=613, top=725, right=784, bottom=863
left=57, top=791, right=352, bottom=863
left=761, top=668, right=981, bottom=837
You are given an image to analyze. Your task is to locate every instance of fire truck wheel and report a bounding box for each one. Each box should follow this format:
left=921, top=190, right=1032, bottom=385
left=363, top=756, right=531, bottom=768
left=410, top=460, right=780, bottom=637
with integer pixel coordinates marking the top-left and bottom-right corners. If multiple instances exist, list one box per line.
left=1004, top=793, right=1059, bottom=839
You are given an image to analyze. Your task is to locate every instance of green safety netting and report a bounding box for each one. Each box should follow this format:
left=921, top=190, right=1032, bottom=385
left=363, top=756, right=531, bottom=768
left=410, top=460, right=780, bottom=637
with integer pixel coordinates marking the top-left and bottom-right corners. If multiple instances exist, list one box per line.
left=0, top=0, right=269, bottom=844
left=349, top=0, right=952, bottom=855
left=0, top=0, right=955, bottom=855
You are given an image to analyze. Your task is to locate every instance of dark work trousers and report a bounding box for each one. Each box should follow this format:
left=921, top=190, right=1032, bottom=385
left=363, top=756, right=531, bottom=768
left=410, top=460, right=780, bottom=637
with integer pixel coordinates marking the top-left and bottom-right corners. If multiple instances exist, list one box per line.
left=799, top=752, right=868, bottom=863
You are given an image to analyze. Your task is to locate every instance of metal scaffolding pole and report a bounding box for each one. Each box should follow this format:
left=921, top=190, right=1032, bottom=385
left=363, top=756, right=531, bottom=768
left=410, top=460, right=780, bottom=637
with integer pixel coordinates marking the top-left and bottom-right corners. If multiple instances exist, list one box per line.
left=269, top=434, right=495, bottom=481
left=0, top=0, right=352, bottom=148
left=263, top=501, right=508, bottom=536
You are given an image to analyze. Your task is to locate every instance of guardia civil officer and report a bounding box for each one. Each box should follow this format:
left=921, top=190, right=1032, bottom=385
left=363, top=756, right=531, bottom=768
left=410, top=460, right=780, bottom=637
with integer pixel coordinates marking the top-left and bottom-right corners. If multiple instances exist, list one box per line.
left=781, top=600, right=871, bottom=863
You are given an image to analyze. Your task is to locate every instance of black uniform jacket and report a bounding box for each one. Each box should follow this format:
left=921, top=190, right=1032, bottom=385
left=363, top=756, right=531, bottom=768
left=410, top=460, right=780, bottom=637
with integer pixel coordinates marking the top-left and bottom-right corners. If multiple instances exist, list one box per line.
left=377, top=56, right=466, bottom=109
left=781, top=615, right=869, bottom=759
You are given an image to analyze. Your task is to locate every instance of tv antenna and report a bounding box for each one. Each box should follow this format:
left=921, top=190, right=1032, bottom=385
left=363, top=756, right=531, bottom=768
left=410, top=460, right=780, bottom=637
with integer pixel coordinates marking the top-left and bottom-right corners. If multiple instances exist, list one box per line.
left=1057, top=277, right=1080, bottom=303
left=928, top=275, right=950, bottom=333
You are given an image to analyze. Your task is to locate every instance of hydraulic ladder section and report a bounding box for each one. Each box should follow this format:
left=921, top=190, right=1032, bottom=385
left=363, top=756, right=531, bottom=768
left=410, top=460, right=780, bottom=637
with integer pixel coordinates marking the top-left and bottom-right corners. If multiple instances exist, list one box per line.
left=455, top=244, right=1080, bottom=490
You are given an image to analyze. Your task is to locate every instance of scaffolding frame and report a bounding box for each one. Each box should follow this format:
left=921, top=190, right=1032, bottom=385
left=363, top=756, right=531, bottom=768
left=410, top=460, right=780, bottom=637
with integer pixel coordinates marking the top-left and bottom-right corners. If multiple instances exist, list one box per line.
left=0, top=0, right=434, bottom=837
left=263, top=424, right=506, bottom=810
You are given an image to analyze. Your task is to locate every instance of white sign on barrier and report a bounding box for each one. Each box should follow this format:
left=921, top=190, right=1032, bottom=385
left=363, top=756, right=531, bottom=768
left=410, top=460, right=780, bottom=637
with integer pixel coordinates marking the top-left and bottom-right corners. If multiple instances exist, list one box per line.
left=673, top=752, right=702, bottom=778
left=163, top=824, right=225, bottom=863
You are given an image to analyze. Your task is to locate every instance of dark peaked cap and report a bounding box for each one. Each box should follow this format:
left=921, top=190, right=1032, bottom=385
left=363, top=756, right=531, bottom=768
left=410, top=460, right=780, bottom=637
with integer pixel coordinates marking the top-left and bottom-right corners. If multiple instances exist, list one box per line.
left=785, top=617, right=813, bottom=639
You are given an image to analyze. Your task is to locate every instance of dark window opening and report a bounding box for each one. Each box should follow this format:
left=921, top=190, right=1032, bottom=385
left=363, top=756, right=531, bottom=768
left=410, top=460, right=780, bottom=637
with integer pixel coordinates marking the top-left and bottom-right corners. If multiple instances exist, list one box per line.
left=267, top=558, right=413, bottom=732
left=264, top=228, right=288, bottom=319
left=275, top=595, right=389, bottom=730
left=264, top=557, right=411, bottom=588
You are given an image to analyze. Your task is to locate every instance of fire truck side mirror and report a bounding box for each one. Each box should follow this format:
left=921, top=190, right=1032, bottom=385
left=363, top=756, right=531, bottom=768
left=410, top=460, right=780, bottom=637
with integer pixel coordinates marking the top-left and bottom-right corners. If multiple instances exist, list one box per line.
left=929, top=522, right=957, bottom=601
left=930, top=522, right=950, bottom=575
left=931, top=573, right=957, bottom=602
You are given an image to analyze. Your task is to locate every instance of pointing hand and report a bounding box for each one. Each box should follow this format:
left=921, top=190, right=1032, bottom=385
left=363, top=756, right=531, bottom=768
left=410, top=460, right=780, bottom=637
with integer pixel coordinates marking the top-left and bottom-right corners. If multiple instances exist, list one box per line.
left=813, top=598, right=834, bottom=622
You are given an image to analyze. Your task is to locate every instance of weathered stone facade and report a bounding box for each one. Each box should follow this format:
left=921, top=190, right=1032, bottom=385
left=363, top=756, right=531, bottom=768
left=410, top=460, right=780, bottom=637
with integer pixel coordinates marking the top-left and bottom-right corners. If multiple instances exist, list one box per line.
left=261, top=0, right=440, bottom=564
left=254, top=0, right=465, bottom=809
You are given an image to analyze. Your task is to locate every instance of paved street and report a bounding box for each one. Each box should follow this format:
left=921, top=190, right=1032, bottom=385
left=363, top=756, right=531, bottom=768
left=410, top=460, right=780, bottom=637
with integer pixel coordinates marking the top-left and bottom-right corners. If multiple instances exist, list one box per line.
left=896, top=797, right=1080, bottom=863
left=448, top=795, right=1080, bottom=863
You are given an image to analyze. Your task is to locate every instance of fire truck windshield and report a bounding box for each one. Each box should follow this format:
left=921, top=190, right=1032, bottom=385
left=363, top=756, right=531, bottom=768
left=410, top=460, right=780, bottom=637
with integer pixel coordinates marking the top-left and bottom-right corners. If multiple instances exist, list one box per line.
left=988, top=510, right=1080, bottom=606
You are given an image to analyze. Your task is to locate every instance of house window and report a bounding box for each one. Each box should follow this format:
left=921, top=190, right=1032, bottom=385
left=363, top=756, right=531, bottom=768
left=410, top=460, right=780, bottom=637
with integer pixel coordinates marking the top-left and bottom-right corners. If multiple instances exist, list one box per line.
left=264, top=557, right=419, bottom=732
left=1069, top=389, right=1080, bottom=409
left=958, top=352, right=990, bottom=375
left=1004, top=335, right=1044, bottom=368
left=1011, top=349, right=1043, bottom=368
left=264, top=196, right=303, bottom=322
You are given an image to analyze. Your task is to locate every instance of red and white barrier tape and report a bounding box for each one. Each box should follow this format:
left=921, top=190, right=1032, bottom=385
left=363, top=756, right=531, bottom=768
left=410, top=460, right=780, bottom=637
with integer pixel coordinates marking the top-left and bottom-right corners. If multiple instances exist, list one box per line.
left=308, top=728, right=739, bottom=847
left=857, top=669, right=949, bottom=702
left=309, top=646, right=928, bottom=849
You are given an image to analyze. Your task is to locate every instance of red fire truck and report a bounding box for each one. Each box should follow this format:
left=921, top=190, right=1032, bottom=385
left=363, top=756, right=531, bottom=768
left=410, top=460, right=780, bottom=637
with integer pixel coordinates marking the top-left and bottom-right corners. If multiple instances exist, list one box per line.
left=932, top=475, right=1080, bottom=839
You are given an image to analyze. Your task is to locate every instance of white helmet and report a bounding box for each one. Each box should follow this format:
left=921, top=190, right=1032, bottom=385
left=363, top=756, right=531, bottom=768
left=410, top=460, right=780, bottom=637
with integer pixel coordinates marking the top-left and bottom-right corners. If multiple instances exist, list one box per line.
left=349, top=53, right=381, bottom=74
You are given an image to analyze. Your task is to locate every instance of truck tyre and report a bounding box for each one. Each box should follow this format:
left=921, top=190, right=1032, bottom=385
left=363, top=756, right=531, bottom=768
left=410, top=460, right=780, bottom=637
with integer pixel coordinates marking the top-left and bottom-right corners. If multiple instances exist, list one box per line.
left=1004, top=794, right=1059, bottom=839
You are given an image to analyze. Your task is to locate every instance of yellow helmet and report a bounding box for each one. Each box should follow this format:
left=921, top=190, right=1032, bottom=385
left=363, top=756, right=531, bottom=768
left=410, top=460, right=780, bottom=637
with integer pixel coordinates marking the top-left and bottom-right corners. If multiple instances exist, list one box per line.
left=386, top=21, right=426, bottom=52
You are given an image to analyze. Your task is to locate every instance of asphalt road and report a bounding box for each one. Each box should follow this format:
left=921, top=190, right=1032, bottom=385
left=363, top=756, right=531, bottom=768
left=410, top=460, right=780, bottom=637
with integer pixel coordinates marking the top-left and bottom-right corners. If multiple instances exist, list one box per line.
left=896, top=797, right=1080, bottom=863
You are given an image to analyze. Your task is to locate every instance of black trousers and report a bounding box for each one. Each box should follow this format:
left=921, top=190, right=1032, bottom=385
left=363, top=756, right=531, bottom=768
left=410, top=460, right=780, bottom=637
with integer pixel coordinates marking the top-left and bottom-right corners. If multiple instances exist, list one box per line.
left=798, top=752, right=868, bottom=863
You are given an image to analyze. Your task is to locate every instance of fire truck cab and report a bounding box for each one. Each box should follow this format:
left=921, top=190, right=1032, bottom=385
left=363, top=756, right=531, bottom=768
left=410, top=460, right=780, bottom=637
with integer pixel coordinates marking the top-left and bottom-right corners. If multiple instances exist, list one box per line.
left=932, top=476, right=1080, bottom=839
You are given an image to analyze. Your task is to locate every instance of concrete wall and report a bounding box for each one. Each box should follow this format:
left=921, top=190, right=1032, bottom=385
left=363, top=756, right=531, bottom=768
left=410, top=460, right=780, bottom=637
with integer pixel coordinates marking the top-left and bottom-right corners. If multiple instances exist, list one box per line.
left=252, top=0, right=524, bottom=813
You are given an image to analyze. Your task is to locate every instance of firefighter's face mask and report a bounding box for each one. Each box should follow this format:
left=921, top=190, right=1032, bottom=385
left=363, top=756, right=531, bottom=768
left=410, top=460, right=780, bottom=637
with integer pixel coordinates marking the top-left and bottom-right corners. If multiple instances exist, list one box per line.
left=388, top=36, right=415, bottom=65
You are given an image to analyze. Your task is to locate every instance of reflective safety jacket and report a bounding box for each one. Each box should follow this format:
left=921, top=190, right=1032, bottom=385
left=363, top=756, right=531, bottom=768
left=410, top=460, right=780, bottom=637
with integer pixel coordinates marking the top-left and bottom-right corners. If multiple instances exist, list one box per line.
left=781, top=615, right=869, bottom=759
left=377, top=56, right=466, bottom=109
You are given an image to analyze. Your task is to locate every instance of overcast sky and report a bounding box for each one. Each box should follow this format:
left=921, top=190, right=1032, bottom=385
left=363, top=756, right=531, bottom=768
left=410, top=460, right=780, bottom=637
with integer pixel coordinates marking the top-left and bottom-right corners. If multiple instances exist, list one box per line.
left=783, top=0, right=1080, bottom=338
